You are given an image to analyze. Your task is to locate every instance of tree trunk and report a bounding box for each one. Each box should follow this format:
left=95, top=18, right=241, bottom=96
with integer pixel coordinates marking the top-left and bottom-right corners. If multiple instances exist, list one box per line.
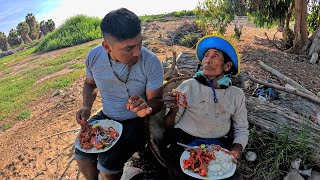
left=246, top=96, right=320, bottom=164
left=21, top=34, right=32, bottom=44
left=308, top=28, right=320, bottom=56
left=292, top=0, right=308, bottom=52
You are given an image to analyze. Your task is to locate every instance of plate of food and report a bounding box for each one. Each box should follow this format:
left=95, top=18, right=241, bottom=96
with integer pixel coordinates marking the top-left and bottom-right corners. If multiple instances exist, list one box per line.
left=75, top=119, right=122, bottom=153
left=180, top=144, right=237, bottom=179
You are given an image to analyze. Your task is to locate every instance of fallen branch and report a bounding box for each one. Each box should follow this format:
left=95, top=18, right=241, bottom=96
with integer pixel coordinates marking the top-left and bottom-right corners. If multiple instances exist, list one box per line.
left=258, top=60, right=318, bottom=98
left=49, top=143, right=75, bottom=165
left=59, top=157, right=75, bottom=180
left=264, top=31, right=286, bottom=51
left=76, top=170, right=80, bottom=180
left=36, top=128, right=80, bottom=142
left=162, top=76, right=192, bottom=88
left=164, top=52, right=177, bottom=81
left=246, top=73, right=320, bottom=104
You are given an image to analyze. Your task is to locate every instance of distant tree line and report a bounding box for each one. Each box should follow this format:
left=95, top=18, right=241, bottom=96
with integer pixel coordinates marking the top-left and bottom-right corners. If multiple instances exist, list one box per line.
left=0, top=13, right=55, bottom=51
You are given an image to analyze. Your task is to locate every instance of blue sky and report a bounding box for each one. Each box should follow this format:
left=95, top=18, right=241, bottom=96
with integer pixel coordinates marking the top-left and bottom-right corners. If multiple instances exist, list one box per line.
left=0, top=0, right=200, bottom=36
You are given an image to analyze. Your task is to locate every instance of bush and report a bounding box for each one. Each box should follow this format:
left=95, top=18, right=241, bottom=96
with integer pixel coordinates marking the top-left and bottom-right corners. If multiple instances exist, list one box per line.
left=35, top=15, right=101, bottom=52
left=17, top=109, right=32, bottom=120
left=179, top=33, right=202, bottom=48
left=244, top=126, right=315, bottom=179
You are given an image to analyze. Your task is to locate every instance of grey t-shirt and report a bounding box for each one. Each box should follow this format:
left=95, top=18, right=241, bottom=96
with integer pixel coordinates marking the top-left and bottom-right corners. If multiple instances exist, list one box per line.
left=86, top=44, right=164, bottom=120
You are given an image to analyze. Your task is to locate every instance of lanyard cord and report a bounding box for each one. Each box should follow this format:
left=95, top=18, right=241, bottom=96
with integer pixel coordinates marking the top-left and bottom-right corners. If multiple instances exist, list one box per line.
left=208, top=80, right=218, bottom=103
left=108, top=54, right=131, bottom=83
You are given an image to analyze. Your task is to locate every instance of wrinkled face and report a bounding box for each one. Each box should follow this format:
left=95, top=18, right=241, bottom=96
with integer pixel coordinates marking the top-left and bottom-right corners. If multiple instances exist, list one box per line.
left=103, top=33, right=143, bottom=65
left=202, top=49, right=232, bottom=78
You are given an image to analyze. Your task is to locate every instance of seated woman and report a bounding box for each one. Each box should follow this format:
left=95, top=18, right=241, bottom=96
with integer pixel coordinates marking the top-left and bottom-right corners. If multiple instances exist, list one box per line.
left=161, top=35, right=249, bottom=180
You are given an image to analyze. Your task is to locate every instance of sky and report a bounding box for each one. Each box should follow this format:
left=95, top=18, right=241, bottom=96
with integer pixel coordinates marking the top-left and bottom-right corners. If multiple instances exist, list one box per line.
left=0, top=0, right=200, bottom=36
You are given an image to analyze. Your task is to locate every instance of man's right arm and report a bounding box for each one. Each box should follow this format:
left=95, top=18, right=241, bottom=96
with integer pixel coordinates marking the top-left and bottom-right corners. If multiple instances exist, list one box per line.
left=76, top=78, right=98, bottom=124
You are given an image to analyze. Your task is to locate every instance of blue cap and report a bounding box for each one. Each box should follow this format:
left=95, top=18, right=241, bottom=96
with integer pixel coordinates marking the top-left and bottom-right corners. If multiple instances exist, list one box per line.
left=196, top=35, right=240, bottom=76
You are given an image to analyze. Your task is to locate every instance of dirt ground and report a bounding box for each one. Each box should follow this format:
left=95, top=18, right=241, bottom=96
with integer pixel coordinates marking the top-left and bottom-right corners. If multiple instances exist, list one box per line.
left=0, top=16, right=319, bottom=180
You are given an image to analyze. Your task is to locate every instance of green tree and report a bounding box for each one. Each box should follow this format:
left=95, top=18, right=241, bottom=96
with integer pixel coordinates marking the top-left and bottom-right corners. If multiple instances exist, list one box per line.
left=0, top=32, right=9, bottom=51
left=195, top=0, right=235, bottom=35
left=25, top=13, right=39, bottom=40
left=40, top=19, right=55, bottom=37
left=247, top=0, right=292, bottom=28
left=17, top=22, right=32, bottom=44
left=308, top=0, right=320, bottom=33
left=46, top=19, right=56, bottom=32
left=7, top=29, right=22, bottom=46
left=40, top=20, right=48, bottom=36
left=247, top=0, right=320, bottom=54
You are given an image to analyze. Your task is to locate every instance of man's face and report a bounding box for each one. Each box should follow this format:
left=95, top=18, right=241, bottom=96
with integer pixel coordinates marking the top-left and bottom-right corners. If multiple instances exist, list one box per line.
left=103, top=33, right=143, bottom=65
left=202, top=49, right=231, bottom=78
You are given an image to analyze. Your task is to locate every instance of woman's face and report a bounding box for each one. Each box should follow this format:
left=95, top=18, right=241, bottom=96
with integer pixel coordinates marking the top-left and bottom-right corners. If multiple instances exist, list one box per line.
left=202, top=49, right=231, bottom=79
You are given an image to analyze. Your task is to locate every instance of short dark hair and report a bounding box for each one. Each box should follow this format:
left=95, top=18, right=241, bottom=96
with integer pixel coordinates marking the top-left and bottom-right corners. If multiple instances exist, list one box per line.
left=100, top=8, right=141, bottom=41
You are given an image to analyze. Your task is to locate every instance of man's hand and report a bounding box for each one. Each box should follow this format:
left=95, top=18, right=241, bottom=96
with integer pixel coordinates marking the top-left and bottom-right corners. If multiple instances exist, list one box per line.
left=127, top=95, right=152, bottom=117
left=76, top=106, right=91, bottom=124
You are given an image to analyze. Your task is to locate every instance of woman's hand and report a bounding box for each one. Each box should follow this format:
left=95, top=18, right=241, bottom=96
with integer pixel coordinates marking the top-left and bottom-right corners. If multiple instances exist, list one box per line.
left=163, top=91, right=178, bottom=109
left=230, top=143, right=243, bottom=168
left=127, top=95, right=152, bottom=117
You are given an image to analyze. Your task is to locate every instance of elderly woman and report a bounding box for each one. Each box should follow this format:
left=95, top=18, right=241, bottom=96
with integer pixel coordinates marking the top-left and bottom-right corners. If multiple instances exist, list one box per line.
left=161, top=35, right=249, bottom=180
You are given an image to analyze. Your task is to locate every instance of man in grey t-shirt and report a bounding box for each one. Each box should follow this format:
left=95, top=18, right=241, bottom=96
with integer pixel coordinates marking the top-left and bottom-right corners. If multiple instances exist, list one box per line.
left=75, top=8, right=164, bottom=180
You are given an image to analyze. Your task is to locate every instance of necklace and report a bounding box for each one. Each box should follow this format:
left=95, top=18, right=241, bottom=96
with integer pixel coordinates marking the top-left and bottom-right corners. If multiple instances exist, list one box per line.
left=108, top=54, right=131, bottom=83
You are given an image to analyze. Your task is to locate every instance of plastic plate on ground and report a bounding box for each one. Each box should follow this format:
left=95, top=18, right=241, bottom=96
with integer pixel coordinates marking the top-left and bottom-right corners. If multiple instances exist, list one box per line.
left=75, top=119, right=123, bottom=153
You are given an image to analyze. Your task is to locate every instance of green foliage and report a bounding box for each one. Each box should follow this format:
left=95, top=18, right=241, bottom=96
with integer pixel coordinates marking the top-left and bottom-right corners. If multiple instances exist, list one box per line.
left=180, top=33, right=202, bottom=48
left=308, top=1, right=320, bottom=33
left=38, top=69, right=83, bottom=94
left=195, top=0, right=235, bottom=35
left=17, top=22, right=30, bottom=35
left=17, top=21, right=32, bottom=44
left=2, top=123, right=12, bottom=131
left=0, top=42, right=93, bottom=124
left=233, top=24, right=243, bottom=40
left=246, top=126, right=315, bottom=179
left=40, top=19, right=56, bottom=36
left=247, top=0, right=292, bottom=28
left=8, top=29, right=22, bottom=46
left=36, top=15, right=101, bottom=52
left=139, top=10, right=195, bottom=22
left=25, top=13, right=39, bottom=40
left=0, top=32, right=8, bottom=51
left=0, top=47, right=36, bottom=70
left=69, top=63, right=85, bottom=69
left=17, top=109, right=32, bottom=120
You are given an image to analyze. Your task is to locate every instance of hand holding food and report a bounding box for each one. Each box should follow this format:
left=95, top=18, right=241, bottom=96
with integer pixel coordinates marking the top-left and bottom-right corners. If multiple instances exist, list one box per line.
left=127, top=95, right=152, bottom=117
left=76, top=106, right=91, bottom=124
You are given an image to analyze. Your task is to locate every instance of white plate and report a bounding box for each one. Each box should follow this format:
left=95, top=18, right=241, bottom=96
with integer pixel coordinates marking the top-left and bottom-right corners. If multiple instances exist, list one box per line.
left=75, top=119, right=123, bottom=153
left=180, top=149, right=236, bottom=180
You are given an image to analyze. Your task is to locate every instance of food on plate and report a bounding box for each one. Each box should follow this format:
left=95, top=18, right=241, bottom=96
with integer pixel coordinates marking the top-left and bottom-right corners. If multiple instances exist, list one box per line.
left=78, top=120, right=119, bottom=150
left=182, top=145, right=236, bottom=177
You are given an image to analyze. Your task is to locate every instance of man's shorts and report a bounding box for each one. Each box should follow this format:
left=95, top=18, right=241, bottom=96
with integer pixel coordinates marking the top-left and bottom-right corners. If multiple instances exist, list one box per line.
left=75, top=111, right=147, bottom=175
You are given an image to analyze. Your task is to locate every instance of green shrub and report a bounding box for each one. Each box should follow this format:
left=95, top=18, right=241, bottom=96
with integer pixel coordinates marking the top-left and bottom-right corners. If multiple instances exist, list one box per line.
left=36, top=15, right=101, bottom=52
left=245, top=126, right=315, bottom=179
left=2, top=123, right=12, bottom=130
left=17, top=109, right=32, bottom=120
left=179, top=33, right=201, bottom=48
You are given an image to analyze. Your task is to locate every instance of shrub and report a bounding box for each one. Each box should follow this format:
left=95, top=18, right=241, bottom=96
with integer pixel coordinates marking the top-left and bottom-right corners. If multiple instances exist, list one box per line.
left=36, top=15, right=101, bottom=52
